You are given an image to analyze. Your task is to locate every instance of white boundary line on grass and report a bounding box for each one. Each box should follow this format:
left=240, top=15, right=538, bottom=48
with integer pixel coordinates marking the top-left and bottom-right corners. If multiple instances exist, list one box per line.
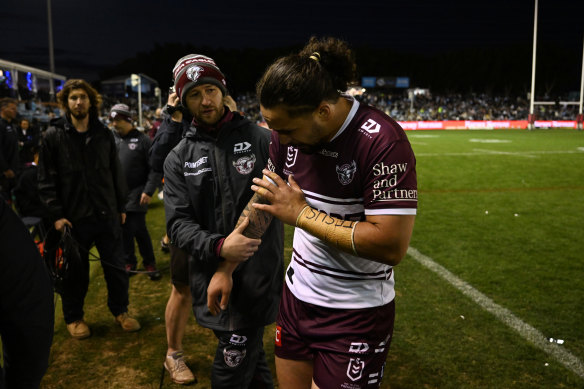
left=416, top=150, right=583, bottom=157
left=407, top=246, right=584, bottom=379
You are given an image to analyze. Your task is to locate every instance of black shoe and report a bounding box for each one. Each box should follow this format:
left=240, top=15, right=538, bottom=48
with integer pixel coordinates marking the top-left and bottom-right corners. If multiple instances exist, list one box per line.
left=160, top=238, right=170, bottom=253
left=145, top=264, right=162, bottom=281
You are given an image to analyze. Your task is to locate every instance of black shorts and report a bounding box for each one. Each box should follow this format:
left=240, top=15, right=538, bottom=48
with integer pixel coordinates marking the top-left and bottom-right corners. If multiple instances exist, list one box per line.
left=275, top=283, right=395, bottom=388
left=169, top=244, right=190, bottom=286
left=212, top=327, right=274, bottom=388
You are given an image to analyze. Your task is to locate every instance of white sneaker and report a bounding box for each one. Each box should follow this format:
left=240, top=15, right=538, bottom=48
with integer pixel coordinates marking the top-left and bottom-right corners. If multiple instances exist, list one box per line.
left=164, top=351, right=196, bottom=384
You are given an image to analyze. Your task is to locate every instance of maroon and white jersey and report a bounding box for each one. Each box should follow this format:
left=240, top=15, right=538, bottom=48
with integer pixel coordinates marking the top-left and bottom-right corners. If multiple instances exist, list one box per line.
left=268, top=98, right=417, bottom=309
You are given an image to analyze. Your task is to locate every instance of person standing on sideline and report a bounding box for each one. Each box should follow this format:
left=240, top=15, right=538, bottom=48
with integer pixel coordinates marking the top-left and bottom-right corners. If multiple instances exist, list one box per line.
left=110, top=103, right=162, bottom=280
left=150, top=89, right=197, bottom=384
left=250, top=37, right=417, bottom=388
left=163, top=54, right=284, bottom=387
left=37, top=79, right=141, bottom=340
left=0, top=98, right=20, bottom=203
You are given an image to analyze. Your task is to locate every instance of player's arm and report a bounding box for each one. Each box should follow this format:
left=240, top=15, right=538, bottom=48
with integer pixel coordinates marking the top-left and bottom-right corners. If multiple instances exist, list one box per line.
left=251, top=169, right=414, bottom=266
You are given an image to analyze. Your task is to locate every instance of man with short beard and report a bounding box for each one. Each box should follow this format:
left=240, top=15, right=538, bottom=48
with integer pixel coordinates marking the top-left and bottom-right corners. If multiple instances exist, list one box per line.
left=38, top=79, right=141, bottom=339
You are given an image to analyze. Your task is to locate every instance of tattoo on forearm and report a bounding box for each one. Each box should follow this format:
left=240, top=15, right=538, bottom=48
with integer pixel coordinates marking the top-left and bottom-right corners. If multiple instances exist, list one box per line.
left=236, top=192, right=273, bottom=239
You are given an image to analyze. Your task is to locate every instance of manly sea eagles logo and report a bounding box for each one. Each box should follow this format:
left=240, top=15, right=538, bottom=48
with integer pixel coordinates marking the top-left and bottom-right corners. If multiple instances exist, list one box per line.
left=186, top=65, right=203, bottom=82
left=232, top=154, right=256, bottom=175
left=223, top=348, right=247, bottom=367
left=336, top=160, right=357, bottom=185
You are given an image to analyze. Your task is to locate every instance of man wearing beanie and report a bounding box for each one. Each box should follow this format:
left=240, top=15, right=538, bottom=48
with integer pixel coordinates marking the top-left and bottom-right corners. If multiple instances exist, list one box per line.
left=110, top=104, right=162, bottom=281
left=163, top=54, right=283, bottom=387
left=37, top=79, right=141, bottom=339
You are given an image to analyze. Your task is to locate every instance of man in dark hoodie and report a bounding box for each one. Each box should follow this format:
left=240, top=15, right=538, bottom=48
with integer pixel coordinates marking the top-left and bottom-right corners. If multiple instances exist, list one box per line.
left=37, top=79, right=140, bottom=340
left=163, top=54, right=284, bottom=388
left=110, top=103, right=162, bottom=280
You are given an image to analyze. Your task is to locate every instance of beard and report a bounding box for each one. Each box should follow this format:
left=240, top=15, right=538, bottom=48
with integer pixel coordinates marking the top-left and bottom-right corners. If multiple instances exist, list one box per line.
left=70, top=111, right=89, bottom=120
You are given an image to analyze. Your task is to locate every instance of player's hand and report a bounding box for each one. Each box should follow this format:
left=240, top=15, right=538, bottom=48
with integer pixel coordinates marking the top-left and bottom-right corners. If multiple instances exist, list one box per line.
left=54, top=218, right=72, bottom=232
left=207, top=261, right=238, bottom=315
left=251, top=169, right=308, bottom=226
left=120, top=212, right=126, bottom=225
left=220, top=217, right=261, bottom=262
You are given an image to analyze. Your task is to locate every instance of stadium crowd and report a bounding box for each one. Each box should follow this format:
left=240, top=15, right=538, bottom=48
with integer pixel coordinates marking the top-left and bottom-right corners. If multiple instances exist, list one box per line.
left=9, top=90, right=581, bottom=134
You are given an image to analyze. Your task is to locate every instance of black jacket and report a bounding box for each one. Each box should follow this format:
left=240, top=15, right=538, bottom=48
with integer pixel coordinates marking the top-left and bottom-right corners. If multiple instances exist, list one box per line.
left=0, top=200, right=54, bottom=388
left=37, top=116, right=128, bottom=223
left=114, top=128, right=161, bottom=213
left=0, top=117, right=20, bottom=174
left=149, top=110, right=191, bottom=173
left=164, top=112, right=284, bottom=331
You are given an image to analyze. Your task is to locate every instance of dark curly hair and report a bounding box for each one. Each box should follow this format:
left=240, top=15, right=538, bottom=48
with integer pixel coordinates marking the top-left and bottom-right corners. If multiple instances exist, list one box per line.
left=256, top=36, right=356, bottom=117
left=56, top=79, right=102, bottom=118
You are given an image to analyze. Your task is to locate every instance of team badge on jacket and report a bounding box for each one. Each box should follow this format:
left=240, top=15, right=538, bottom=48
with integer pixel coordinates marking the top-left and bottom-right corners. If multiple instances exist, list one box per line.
left=232, top=154, right=256, bottom=175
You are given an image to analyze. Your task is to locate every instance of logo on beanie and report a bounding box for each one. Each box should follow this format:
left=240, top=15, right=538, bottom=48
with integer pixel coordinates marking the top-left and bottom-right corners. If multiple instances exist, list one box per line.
left=186, top=65, right=203, bottom=83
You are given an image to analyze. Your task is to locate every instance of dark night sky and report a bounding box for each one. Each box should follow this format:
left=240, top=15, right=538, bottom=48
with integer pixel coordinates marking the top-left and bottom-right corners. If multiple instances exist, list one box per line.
left=1, top=0, right=583, bottom=93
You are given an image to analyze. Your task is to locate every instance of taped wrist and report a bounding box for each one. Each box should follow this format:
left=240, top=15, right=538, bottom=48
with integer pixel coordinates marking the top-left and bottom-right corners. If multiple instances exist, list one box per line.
left=296, top=206, right=359, bottom=256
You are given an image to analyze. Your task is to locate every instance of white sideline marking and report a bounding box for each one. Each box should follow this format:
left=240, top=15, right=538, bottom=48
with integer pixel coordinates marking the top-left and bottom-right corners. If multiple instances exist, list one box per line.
left=416, top=150, right=582, bottom=157
left=469, top=138, right=512, bottom=143
left=407, top=247, right=584, bottom=379
left=472, top=148, right=538, bottom=158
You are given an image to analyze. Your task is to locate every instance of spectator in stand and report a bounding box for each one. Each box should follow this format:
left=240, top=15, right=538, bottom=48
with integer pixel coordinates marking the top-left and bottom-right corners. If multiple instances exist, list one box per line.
left=110, top=103, right=162, bottom=281
left=148, top=107, right=163, bottom=140
left=0, top=98, right=20, bottom=203
left=17, top=118, right=41, bottom=168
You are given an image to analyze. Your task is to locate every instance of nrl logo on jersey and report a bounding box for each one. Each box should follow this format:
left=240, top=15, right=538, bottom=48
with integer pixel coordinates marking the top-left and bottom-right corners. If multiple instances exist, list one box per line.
left=232, top=154, right=256, bottom=175
left=336, top=160, right=357, bottom=185
left=128, top=143, right=137, bottom=150
left=285, top=146, right=298, bottom=168
left=186, top=65, right=203, bottom=82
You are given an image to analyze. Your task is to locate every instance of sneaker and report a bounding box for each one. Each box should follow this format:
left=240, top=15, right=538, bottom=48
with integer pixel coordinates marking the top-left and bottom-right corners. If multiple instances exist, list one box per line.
left=145, top=264, right=162, bottom=281
left=66, top=320, right=91, bottom=339
left=160, top=238, right=170, bottom=253
left=115, top=312, right=141, bottom=332
left=125, top=264, right=137, bottom=277
left=164, top=351, right=196, bottom=385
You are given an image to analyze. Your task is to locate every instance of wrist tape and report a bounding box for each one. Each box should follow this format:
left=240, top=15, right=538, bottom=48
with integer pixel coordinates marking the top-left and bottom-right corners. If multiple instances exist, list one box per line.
left=295, top=206, right=359, bottom=256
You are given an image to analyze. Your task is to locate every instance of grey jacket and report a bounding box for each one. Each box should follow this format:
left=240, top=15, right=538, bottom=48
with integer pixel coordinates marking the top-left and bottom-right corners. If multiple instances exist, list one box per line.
left=163, top=112, right=284, bottom=331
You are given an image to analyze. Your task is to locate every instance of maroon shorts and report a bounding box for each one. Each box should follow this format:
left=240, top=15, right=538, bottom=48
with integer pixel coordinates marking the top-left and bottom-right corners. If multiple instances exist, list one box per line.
left=275, top=283, right=395, bottom=388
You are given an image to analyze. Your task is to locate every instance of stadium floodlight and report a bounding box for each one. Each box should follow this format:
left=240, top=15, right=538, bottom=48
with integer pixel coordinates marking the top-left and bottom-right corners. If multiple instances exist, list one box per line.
left=529, top=0, right=584, bottom=130
left=131, top=74, right=143, bottom=129
left=528, top=0, right=538, bottom=130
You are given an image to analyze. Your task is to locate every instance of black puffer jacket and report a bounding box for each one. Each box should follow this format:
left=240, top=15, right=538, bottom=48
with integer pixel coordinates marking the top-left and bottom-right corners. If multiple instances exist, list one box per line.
left=38, top=116, right=127, bottom=223
left=164, top=112, right=284, bottom=331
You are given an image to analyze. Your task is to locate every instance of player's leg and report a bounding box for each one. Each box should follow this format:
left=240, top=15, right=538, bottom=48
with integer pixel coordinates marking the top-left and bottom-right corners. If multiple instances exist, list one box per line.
left=275, top=356, right=313, bottom=389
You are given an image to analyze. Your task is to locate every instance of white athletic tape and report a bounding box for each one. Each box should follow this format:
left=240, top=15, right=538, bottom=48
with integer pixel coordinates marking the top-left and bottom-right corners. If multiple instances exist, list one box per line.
left=407, top=247, right=584, bottom=380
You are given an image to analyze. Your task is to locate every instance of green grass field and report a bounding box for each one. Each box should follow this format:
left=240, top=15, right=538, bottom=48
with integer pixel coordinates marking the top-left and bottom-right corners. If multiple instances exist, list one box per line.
left=37, top=129, right=584, bottom=388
